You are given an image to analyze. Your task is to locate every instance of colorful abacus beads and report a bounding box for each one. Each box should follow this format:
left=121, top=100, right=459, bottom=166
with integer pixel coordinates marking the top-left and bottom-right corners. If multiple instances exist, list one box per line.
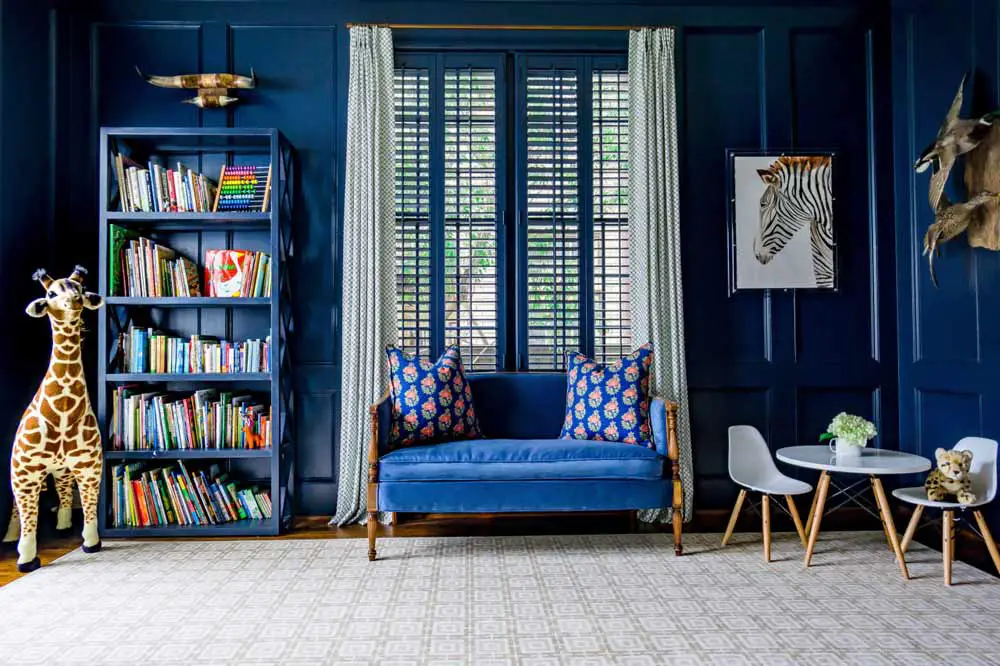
left=215, top=165, right=271, bottom=212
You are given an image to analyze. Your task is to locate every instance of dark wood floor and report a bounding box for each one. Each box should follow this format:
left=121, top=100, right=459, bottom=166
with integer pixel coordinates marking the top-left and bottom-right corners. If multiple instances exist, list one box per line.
left=2, top=507, right=995, bottom=587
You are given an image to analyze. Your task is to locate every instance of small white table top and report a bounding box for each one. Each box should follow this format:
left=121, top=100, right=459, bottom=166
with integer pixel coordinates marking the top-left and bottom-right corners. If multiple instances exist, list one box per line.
left=776, top=446, right=931, bottom=475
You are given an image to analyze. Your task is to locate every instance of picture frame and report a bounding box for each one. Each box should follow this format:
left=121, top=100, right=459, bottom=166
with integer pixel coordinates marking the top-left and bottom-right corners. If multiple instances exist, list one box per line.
left=726, top=149, right=838, bottom=293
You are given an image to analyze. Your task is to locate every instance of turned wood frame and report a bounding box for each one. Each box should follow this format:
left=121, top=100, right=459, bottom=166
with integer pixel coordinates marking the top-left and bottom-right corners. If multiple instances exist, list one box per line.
left=366, top=395, right=684, bottom=561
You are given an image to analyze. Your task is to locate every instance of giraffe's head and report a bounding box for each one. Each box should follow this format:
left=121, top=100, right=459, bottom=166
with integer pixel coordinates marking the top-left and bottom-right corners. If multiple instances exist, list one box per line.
left=26, top=266, right=104, bottom=321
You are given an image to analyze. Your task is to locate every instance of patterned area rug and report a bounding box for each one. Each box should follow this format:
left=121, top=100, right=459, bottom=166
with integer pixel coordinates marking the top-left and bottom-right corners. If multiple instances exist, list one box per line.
left=0, top=532, right=998, bottom=665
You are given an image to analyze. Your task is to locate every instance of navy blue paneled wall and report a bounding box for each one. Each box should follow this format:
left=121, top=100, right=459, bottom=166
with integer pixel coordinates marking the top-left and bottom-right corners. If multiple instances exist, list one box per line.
left=0, top=0, right=58, bottom=532
left=33, top=0, right=893, bottom=515
left=892, top=0, right=1000, bottom=533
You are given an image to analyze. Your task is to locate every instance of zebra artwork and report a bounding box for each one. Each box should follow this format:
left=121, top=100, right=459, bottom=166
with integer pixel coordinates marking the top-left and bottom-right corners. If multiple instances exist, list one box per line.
left=733, top=154, right=835, bottom=290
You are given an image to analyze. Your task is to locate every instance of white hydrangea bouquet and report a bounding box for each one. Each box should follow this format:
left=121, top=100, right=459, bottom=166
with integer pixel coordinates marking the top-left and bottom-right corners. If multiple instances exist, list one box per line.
left=819, top=412, right=877, bottom=452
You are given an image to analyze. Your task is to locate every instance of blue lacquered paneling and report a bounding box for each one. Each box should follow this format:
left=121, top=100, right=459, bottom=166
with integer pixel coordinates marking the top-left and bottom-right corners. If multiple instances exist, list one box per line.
left=0, top=0, right=895, bottom=517
left=892, top=0, right=1000, bottom=533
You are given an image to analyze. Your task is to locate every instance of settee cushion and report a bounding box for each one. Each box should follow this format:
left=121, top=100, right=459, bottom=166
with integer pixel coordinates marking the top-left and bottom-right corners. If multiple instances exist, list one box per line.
left=379, top=438, right=664, bottom=482
left=386, top=345, right=482, bottom=446
left=559, top=343, right=654, bottom=446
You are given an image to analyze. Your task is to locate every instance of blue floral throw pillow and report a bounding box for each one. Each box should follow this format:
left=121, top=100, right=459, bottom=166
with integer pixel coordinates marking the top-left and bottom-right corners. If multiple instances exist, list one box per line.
left=559, top=343, right=654, bottom=446
left=386, top=345, right=482, bottom=446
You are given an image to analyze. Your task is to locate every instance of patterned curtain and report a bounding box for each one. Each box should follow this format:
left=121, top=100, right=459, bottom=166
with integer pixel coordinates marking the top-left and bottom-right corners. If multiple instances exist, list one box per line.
left=628, top=28, right=694, bottom=523
left=331, top=26, right=397, bottom=526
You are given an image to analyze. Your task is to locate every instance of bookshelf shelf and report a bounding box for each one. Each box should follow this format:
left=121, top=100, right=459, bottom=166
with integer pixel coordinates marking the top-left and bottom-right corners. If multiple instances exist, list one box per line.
left=103, top=519, right=277, bottom=538
left=105, top=297, right=270, bottom=307
left=98, top=127, right=295, bottom=539
left=105, top=449, right=272, bottom=460
left=106, top=211, right=271, bottom=231
left=106, top=372, right=271, bottom=383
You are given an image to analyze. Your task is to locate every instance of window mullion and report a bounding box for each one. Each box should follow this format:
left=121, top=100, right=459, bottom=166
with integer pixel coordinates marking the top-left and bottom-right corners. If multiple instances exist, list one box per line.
left=430, top=54, right=446, bottom=359
left=579, top=57, right=595, bottom=360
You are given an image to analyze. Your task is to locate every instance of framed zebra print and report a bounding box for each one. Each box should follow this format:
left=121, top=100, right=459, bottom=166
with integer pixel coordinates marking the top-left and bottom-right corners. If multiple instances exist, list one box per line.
left=727, top=150, right=837, bottom=292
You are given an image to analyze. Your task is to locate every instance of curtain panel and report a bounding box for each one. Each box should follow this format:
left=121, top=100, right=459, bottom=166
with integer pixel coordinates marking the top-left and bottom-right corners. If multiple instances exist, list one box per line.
left=628, top=27, right=695, bottom=523
left=332, top=26, right=396, bottom=526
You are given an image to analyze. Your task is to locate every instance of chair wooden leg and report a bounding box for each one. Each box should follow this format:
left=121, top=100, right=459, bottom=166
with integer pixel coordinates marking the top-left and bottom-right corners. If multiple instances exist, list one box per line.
left=722, top=489, right=747, bottom=547
left=973, top=510, right=1000, bottom=577
left=943, top=510, right=954, bottom=586
left=871, top=476, right=910, bottom=580
left=900, top=505, right=924, bottom=554
left=786, top=495, right=807, bottom=548
left=672, top=506, right=683, bottom=556
left=805, top=472, right=830, bottom=567
left=391, top=512, right=398, bottom=527
left=805, top=481, right=821, bottom=537
left=762, top=494, right=771, bottom=562
left=367, top=512, right=377, bottom=562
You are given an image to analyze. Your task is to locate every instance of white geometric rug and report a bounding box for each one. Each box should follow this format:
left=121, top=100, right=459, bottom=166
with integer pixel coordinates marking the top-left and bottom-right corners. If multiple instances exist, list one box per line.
left=0, top=532, right=998, bottom=665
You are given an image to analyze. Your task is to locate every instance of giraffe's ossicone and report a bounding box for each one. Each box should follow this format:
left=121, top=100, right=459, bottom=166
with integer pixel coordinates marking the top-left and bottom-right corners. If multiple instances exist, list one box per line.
left=7, top=266, right=105, bottom=572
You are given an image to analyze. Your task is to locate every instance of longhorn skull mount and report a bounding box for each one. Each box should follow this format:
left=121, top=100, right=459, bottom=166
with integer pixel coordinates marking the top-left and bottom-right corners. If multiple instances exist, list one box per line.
left=135, top=66, right=257, bottom=108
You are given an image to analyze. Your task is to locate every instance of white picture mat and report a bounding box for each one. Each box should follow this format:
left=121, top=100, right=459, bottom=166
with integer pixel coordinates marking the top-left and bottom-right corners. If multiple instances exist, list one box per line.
left=733, top=155, right=820, bottom=290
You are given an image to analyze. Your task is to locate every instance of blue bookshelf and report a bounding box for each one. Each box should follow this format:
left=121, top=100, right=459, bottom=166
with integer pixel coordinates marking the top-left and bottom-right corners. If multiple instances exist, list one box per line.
left=97, top=127, right=295, bottom=538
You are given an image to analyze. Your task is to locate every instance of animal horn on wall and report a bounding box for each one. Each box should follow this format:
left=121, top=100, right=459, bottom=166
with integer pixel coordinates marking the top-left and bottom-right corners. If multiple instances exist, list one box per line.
left=68, top=265, right=88, bottom=285
left=32, top=268, right=53, bottom=289
left=135, top=66, right=257, bottom=90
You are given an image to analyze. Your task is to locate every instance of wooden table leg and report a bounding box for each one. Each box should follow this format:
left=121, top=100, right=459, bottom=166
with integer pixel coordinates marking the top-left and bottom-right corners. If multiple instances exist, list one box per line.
left=872, top=477, right=896, bottom=555
left=871, top=476, right=910, bottom=580
left=786, top=495, right=807, bottom=548
left=805, top=480, right=821, bottom=537
left=900, top=505, right=924, bottom=554
left=973, top=510, right=1000, bottom=577
left=804, top=471, right=830, bottom=567
left=762, top=494, right=771, bottom=562
left=943, top=510, right=954, bottom=586
left=722, top=489, right=746, bottom=546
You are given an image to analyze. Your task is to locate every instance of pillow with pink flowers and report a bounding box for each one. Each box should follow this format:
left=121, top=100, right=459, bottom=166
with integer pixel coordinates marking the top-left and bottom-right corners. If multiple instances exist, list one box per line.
left=386, top=345, right=482, bottom=446
left=558, top=343, right=654, bottom=446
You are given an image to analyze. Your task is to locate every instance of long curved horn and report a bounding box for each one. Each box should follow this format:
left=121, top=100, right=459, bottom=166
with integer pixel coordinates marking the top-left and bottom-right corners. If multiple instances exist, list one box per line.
left=136, top=65, right=189, bottom=89
left=32, top=268, right=53, bottom=290
left=229, top=69, right=257, bottom=89
left=69, top=265, right=88, bottom=285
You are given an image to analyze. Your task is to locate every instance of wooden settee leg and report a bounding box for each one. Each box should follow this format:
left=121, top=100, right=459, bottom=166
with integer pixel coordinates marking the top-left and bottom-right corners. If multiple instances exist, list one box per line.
left=367, top=394, right=384, bottom=562
left=667, top=401, right=683, bottom=556
left=368, top=512, right=377, bottom=562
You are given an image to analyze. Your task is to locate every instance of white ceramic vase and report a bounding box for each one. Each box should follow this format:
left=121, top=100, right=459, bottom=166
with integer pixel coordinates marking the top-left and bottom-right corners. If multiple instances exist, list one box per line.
left=829, top=437, right=864, bottom=459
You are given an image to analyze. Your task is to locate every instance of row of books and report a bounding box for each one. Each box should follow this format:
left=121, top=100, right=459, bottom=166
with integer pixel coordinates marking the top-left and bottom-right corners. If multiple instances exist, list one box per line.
left=205, top=250, right=272, bottom=298
left=119, top=327, right=270, bottom=375
left=111, top=226, right=200, bottom=297
left=113, top=151, right=218, bottom=214
left=110, top=461, right=272, bottom=528
left=110, top=387, right=272, bottom=451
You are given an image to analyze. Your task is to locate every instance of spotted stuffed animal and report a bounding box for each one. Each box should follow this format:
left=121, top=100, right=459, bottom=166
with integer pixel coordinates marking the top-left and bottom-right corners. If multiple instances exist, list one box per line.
left=925, top=448, right=976, bottom=504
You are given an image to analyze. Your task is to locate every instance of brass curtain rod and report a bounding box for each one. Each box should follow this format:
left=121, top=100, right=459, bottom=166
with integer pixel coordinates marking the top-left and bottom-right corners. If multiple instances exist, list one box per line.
left=345, top=23, right=674, bottom=32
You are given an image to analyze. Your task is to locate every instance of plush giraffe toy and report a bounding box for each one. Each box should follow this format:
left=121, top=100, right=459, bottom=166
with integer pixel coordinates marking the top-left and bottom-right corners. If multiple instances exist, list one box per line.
left=6, top=266, right=104, bottom=572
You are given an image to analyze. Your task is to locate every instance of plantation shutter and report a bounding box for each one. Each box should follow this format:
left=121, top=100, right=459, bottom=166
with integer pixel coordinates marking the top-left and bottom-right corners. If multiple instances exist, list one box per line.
left=524, top=67, right=581, bottom=370
left=592, top=68, right=632, bottom=363
left=444, top=68, right=499, bottom=371
left=394, top=66, right=433, bottom=359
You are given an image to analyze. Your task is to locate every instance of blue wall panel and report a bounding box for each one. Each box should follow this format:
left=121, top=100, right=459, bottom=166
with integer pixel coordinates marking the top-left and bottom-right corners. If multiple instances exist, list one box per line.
left=893, top=0, right=1000, bottom=532
left=0, top=0, right=895, bottom=518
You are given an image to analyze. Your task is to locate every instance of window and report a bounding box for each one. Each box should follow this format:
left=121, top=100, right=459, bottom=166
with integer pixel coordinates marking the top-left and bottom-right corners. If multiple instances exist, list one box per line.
left=394, top=53, right=629, bottom=371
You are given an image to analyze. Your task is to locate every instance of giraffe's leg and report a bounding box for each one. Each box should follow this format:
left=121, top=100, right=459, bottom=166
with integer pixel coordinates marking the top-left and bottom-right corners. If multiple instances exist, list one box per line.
left=13, top=478, right=44, bottom=572
left=3, top=503, right=20, bottom=544
left=52, top=468, right=75, bottom=531
left=68, top=461, right=102, bottom=552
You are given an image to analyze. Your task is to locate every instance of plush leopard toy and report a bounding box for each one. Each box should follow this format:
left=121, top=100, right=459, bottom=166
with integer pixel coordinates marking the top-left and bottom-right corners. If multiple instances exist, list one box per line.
left=925, top=448, right=976, bottom=504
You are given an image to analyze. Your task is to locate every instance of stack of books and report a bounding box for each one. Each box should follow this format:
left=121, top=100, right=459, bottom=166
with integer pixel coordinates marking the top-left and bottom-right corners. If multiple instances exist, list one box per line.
left=119, top=327, right=270, bottom=374
left=109, top=388, right=271, bottom=451
left=110, top=461, right=272, bottom=528
left=110, top=226, right=200, bottom=297
left=205, top=250, right=271, bottom=297
left=212, top=164, right=272, bottom=212
left=112, top=151, right=218, bottom=213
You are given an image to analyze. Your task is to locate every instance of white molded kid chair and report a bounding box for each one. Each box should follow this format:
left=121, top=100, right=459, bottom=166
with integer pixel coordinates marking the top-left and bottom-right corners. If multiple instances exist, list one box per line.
left=892, top=437, right=999, bottom=585
left=724, top=425, right=813, bottom=561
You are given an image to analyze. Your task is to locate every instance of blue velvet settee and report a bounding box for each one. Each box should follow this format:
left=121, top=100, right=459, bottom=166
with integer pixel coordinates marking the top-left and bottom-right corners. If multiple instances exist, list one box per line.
left=366, top=373, right=683, bottom=560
